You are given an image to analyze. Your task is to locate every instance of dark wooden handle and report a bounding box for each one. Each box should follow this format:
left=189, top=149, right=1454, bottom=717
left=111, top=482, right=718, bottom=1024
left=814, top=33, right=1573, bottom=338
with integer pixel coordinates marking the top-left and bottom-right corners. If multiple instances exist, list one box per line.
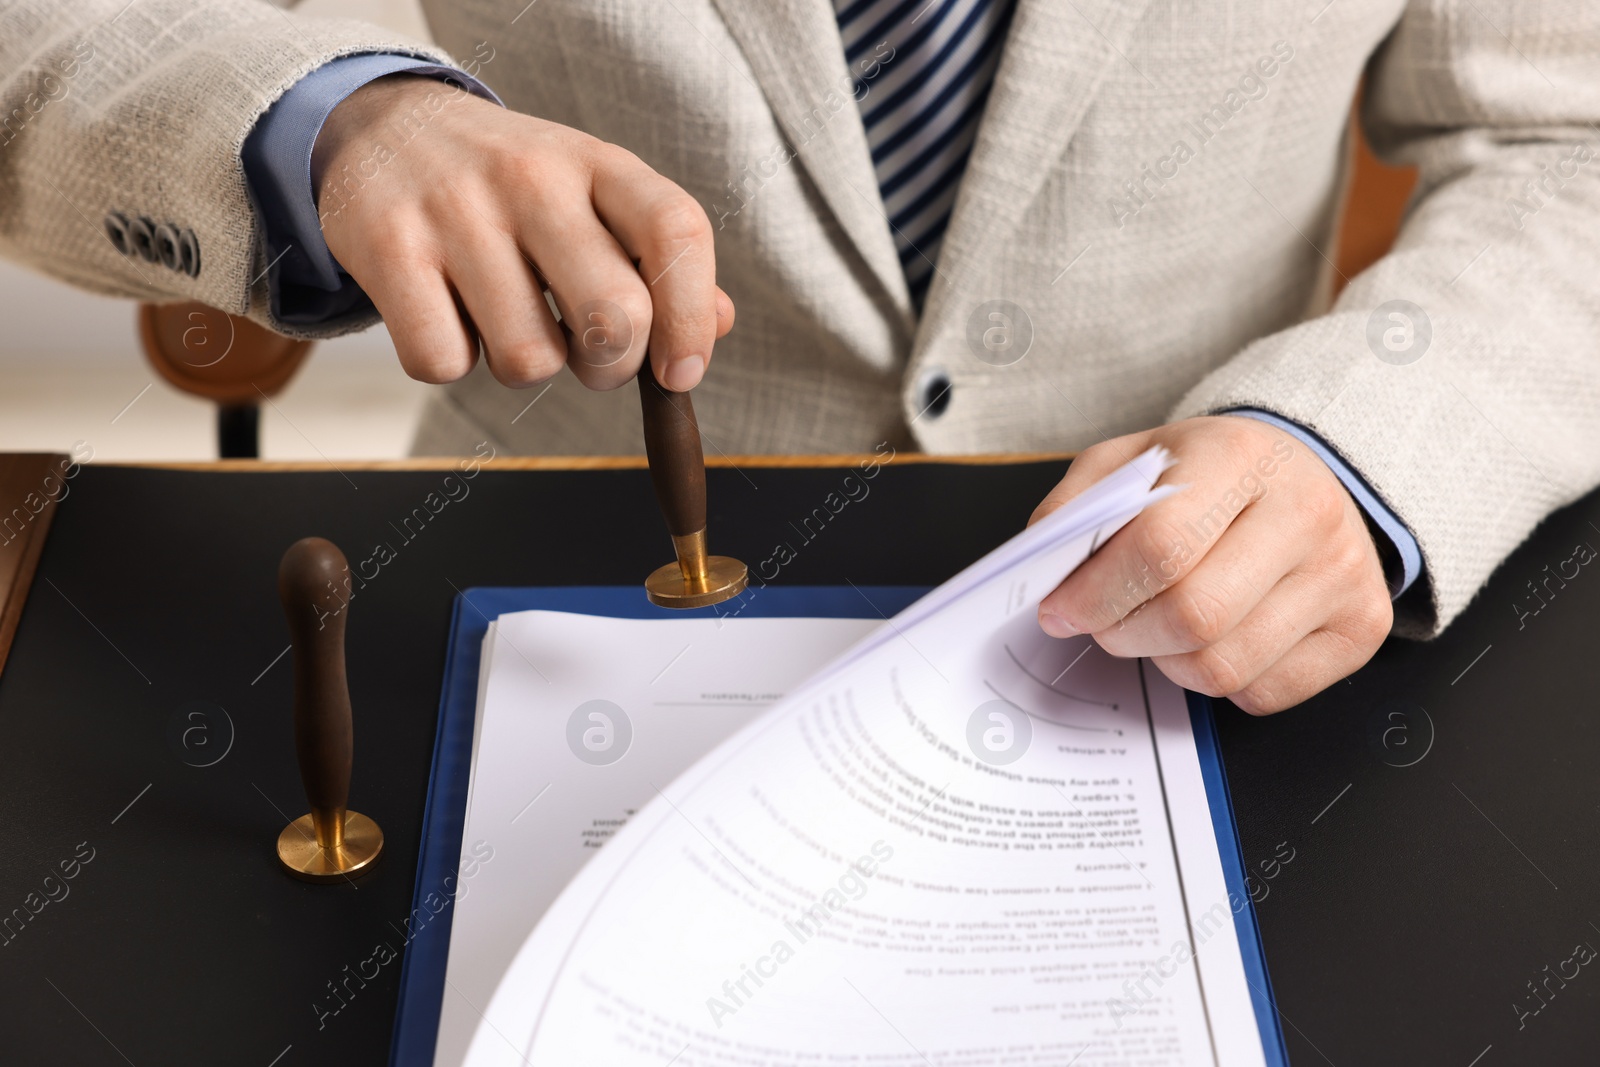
left=637, top=363, right=707, bottom=537
left=278, top=537, right=353, bottom=817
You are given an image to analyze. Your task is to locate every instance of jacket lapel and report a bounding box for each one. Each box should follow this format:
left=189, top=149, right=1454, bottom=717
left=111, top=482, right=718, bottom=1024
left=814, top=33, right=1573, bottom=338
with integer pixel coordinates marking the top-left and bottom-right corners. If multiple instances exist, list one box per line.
left=914, top=0, right=1158, bottom=351
left=709, top=0, right=913, bottom=321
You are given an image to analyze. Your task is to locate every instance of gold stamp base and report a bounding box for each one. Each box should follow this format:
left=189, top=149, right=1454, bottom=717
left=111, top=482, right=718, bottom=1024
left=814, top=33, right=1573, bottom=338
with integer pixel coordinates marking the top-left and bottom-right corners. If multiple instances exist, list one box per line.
left=277, top=810, right=384, bottom=883
left=645, top=555, right=749, bottom=608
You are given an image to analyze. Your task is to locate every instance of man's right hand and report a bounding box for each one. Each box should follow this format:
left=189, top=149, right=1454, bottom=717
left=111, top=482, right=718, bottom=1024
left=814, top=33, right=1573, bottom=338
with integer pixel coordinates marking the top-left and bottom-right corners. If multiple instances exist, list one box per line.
left=311, top=73, right=734, bottom=393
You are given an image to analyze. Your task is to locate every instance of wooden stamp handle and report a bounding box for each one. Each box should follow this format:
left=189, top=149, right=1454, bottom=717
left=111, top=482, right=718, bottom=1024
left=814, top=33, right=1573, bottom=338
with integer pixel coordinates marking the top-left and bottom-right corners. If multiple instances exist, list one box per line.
left=637, top=363, right=707, bottom=537
left=277, top=537, right=353, bottom=823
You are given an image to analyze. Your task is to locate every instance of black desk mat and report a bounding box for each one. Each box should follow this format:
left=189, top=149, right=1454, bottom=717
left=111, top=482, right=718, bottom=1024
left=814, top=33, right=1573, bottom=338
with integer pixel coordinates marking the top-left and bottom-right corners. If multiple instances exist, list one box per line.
left=0, top=459, right=1594, bottom=1065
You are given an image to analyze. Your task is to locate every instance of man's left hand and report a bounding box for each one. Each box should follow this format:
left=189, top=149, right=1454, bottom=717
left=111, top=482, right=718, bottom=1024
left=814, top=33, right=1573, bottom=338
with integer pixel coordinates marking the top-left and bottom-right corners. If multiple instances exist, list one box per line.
left=1031, top=416, right=1394, bottom=714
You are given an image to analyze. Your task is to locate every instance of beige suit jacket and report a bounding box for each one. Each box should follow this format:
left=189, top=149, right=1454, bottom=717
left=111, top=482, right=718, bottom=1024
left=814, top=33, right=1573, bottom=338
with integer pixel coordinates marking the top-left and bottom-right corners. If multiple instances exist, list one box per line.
left=4, top=0, right=1600, bottom=639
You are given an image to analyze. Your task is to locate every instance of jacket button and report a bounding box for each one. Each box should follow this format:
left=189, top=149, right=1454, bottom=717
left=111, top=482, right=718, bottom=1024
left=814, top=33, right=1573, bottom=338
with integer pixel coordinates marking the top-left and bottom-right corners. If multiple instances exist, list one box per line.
left=178, top=228, right=201, bottom=278
left=154, top=223, right=181, bottom=271
left=128, top=216, right=157, bottom=262
left=915, top=369, right=952, bottom=420
left=103, top=211, right=131, bottom=256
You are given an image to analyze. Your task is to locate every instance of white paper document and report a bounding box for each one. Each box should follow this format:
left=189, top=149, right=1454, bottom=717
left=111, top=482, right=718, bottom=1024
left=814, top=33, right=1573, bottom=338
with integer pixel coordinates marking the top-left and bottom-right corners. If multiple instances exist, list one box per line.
left=439, top=448, right=1272, bottom=1066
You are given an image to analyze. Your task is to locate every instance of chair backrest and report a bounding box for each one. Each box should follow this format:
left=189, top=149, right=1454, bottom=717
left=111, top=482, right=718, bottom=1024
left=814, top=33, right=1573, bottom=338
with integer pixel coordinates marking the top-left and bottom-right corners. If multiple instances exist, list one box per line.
left=137, top=302, right=310, bottom=405
left=1333, top=89, right=1418, bottom=294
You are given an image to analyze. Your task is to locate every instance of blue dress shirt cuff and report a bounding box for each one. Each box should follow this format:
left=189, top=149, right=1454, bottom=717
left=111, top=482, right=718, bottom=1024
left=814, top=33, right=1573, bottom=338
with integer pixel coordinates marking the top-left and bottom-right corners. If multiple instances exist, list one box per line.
left=242, top=53, right=502, bottom=328
left=1224, top=408, right=1423, bottom=599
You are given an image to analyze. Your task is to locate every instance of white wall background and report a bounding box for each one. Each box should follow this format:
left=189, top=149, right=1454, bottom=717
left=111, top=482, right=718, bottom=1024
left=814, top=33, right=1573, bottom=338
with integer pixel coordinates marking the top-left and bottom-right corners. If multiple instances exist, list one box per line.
left=0, top=0, right=440, bottom=461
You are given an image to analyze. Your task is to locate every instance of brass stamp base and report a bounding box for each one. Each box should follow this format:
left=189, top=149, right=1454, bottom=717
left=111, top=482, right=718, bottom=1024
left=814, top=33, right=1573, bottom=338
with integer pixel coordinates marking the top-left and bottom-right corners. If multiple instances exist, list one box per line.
left=277, top=810, right=384, bottom=883
left=645, top=555, right=749, bottom=608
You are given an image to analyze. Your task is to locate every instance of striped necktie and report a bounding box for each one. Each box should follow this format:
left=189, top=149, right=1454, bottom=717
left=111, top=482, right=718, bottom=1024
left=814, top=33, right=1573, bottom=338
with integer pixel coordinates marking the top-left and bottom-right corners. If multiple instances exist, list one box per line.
left=834, top=0, right=1018, bottom=309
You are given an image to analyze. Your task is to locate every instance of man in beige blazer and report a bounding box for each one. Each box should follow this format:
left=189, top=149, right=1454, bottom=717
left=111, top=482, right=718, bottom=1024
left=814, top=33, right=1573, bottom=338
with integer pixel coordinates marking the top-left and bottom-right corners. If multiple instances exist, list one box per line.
left=4, top=0, right=1598, bottom=713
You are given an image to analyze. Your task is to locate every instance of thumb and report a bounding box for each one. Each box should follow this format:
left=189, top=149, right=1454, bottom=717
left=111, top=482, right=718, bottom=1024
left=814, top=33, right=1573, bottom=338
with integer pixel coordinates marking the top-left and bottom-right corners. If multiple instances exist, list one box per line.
left=713, top=286, right=735, bottom=340
left=1027, top=432, right=1154, bottom=526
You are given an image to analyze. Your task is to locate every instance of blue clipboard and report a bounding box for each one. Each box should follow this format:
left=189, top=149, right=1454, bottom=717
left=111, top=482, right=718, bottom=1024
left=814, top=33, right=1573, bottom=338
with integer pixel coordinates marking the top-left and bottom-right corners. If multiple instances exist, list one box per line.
left=390, top=587, right=1289, bottom=1066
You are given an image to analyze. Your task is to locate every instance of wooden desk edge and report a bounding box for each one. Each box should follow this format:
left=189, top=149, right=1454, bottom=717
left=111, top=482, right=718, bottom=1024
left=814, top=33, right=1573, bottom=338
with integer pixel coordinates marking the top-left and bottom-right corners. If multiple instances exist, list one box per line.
left=0, top=454, right=70, bottom=680
left=106, top=452, right=1075, bottom=472
left=0, top=451, right=1070, bottom=681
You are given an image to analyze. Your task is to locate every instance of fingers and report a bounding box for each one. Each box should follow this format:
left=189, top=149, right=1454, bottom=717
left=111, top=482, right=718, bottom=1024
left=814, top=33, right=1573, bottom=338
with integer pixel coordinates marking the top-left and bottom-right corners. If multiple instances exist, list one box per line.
left=1186, top=612, right=1389, bottom=715
left=1149, top=568, right=1324, bottom=699
left=1149, top=533, right=1391, bottom=714
left=1037, top=421, right=1299, bottom=636
left=1093, top=503, right=1306, bottom=658
left=1039, top=481, right=1257, bottom=639
left=592, top=150, right=719, bottom=392
left=516, top=199, right=653, bottom=391
left=315, top=90, right=726, bottom=396
left=358, top=252, right=480, bottom=384
left=1039, top=502, right=1209, bottom=637
left=449, top=223, right=568, bottom=389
